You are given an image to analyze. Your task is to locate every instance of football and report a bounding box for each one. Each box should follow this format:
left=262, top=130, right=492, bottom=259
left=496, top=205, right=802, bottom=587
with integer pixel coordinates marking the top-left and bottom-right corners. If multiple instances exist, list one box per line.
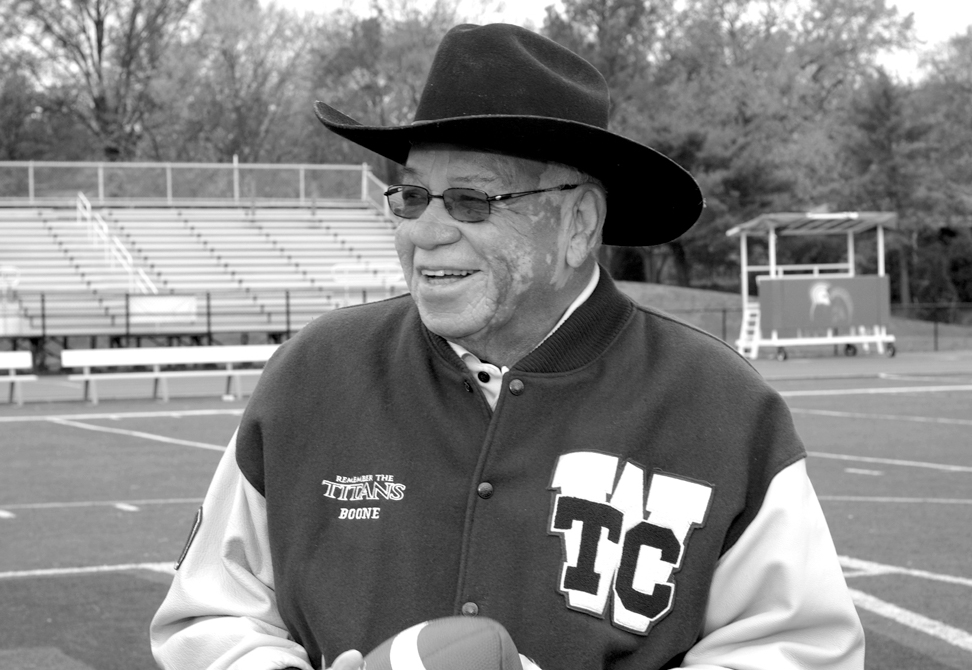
left=363, top=616, right=523, bottom=670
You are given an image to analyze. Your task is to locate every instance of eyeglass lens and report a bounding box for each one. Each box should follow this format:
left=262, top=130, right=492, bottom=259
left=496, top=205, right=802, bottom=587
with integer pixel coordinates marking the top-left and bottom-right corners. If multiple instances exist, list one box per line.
left=387, top=186, right=491, bottom=223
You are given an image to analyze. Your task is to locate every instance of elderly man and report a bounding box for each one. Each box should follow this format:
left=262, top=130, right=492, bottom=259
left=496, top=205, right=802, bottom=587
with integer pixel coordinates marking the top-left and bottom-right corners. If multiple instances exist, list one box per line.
left=151, top=23, right=864, bottom=670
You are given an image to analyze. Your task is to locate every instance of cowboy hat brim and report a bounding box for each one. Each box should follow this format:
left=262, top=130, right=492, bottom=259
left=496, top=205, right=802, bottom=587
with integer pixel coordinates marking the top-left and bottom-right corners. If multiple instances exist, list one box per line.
left=315, top=102, right=703, bottom=247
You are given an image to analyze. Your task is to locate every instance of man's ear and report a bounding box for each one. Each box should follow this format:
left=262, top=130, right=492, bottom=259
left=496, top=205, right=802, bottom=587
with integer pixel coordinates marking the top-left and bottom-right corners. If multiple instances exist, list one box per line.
left=564, top=184, right=607, bottom=269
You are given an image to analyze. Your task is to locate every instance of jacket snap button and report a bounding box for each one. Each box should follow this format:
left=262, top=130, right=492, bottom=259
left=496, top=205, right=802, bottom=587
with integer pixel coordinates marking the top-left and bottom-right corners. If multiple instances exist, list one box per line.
left=509, top=379, right=524, bottom=395
left=461, top=601, right=479, bottom=616
left=477, top=371, right=490, bottom=383
left=477, top=482, right=494, bottom=499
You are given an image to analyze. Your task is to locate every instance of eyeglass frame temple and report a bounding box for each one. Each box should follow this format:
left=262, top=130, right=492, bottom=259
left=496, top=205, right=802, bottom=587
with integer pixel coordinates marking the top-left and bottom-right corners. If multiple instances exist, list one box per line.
left=383, top=183, right=580, bottom=201
left=486, top=183, right=579, bottom=202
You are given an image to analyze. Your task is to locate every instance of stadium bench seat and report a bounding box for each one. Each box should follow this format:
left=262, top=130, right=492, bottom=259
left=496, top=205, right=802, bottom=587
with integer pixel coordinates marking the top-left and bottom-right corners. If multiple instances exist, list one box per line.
left=61, top=344, right=279, bottom=404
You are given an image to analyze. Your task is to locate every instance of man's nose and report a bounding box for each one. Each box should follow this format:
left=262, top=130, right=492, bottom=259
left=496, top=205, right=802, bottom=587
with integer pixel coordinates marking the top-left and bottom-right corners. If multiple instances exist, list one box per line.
left=402, top=208, right=462, bottom=249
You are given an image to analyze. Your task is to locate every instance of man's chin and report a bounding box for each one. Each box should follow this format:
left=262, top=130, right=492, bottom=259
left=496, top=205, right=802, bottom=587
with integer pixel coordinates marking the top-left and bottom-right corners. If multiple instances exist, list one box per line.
left=415, top=306, right=485, bottom=344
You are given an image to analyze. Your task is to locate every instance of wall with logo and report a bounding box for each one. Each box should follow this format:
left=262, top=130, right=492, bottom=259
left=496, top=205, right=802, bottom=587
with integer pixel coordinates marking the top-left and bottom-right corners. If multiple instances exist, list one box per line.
left=757, top=276, right=890, bottom=338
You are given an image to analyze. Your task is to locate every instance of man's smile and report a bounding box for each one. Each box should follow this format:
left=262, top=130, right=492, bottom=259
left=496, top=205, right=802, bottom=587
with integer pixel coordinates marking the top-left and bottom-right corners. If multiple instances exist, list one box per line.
left=418, top=268, right=481, bottom=284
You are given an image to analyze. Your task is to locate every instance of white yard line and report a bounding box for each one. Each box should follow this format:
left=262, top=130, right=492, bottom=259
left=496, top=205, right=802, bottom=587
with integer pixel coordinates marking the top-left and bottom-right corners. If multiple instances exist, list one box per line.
left=841, top=556, right=972, bottom=588
left=780, top=384, right=972, bottom=397
left=841, top=556, right=972, bottom=652
left=790, top=407, right=972, bottom=426
left=46, top=417, right=225, bottom=451
left=879, top=373, right=972, bottom=383
left=822, top=495, right=972, bottom=504
left=0, top=497, right=202, bottom=511
left=0, top=408, right=243, bottom=423
left=808, top=451, right=972, bottom=473
left=849, top=588, right=972, bottom=652
left=0, top=562, right=175, bottom=580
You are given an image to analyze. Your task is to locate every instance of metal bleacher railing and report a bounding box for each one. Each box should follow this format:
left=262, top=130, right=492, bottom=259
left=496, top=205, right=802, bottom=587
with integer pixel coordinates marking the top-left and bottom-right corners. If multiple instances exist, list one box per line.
left=76, top=192, right=159, bottom=295
left=0, top=159, right=391, bottom=214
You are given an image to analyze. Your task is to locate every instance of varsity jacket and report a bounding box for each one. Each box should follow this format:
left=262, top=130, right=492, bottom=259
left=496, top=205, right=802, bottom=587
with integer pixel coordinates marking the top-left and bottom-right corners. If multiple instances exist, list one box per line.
left=151, top=273, right=864, bottom=670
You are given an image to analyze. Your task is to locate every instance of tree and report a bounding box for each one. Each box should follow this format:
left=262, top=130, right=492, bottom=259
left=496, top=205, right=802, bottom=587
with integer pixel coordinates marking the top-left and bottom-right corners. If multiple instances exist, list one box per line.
left=0, top=49, right=100, bottom=159
left=542, top=0, right=672, bottom=126
left=836, top=69, right=930, bottom=303
left=143, top=0, right=312, bottom=162
left=6, top=0, right=194, bottom=159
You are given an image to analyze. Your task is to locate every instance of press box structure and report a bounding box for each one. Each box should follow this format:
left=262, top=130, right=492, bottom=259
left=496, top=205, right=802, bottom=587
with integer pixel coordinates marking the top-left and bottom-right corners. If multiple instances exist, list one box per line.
left=726, top=212, right=898, bottom=360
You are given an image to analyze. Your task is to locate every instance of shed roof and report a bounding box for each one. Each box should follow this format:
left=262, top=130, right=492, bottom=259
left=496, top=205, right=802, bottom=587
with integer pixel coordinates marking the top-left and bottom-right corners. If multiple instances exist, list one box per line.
left=726, top=212, right=898, bottom=237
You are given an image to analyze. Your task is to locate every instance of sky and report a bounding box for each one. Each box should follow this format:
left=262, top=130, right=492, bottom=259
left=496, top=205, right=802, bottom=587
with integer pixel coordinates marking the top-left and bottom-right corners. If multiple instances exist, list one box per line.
left=274, top=0, right=972, bottom=81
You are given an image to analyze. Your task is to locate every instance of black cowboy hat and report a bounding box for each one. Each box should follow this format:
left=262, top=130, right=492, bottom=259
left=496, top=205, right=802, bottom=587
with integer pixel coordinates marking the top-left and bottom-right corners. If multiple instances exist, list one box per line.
left=314, top=23, right=703, bottom=246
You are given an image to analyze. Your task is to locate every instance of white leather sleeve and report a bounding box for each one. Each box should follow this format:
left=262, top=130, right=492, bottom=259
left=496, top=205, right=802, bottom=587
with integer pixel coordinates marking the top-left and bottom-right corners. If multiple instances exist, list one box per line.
left=681, top=459, right=865, bottom=669
left=150, top=431, right=314, bottom=670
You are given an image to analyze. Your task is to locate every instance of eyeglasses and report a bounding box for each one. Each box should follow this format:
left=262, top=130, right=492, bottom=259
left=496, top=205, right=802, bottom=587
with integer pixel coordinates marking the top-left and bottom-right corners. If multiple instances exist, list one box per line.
left=383, top=183, right=579, bottom=223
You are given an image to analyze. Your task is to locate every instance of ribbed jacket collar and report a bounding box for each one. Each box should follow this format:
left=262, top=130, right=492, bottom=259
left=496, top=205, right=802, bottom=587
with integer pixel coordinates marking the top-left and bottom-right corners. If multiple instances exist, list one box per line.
left=424, top=267, right=635, bottom=374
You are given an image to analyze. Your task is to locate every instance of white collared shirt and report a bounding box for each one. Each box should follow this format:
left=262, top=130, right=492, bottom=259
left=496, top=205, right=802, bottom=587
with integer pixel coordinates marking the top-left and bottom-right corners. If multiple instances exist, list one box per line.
left=448, top=265, right=600, bottom=410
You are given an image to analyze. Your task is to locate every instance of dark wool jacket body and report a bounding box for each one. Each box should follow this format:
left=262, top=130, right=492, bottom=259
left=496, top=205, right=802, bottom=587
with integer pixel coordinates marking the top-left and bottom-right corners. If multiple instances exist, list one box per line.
left=151, top=273, right=865, bottom=670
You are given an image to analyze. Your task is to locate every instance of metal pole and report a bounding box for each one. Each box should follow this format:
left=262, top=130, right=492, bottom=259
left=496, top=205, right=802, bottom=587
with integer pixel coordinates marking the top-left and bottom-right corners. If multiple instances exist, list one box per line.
left=299, top=167, right=305, bottom=205
left=768, top=227, right=777, bottom=278
left=166, top=164, right=173, bottom=205
left=206, top=292, right=212, bottom=345
left=125, top=293, right=131, bottom=345
left=847, top=231, right=855, bottom=276
left=739, top=232, right=749, bottom=306
left=361, top=163, right=369, bottom=200
left=98, top=164, right=105, bottom=203
left=877, top=225, right=886, bottom=276
left=285, top=290, right=291, bottom=339
left=40, top=293, right=46, bottom=340
left=28, top=161, right=35, bottom=203
left=934, top=316, right=939, bottom=352
left=233, top=155, right=240, bottom=203
left=722, top=308, right=727, bottom=342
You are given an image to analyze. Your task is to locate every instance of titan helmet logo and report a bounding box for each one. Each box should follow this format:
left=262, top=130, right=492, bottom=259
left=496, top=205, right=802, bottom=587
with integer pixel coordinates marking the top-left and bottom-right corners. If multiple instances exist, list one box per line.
left=548, top=452, right=713, bottom=635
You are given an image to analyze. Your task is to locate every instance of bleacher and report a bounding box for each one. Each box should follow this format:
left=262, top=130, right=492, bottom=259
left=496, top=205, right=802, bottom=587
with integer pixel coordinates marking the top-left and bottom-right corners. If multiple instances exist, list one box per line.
left=0, top=202, right=407, bottom=339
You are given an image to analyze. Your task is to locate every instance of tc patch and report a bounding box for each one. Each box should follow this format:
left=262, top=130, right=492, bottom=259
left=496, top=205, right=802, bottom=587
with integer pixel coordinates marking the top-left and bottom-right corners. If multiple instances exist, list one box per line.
left=548, top=452, right=713, bottom=635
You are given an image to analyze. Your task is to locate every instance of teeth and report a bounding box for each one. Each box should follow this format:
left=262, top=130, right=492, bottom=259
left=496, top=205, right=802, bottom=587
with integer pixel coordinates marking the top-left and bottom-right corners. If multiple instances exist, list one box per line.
left=423, top=270, right=472, bottom=277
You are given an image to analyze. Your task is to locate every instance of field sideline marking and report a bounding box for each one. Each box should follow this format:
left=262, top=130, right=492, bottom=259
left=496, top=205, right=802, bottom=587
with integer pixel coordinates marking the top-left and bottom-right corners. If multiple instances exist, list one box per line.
left=0, top=497, right=203, bottom=511
left=0, top=562, right=175, bottom=580
left=822, top=495, right=972, bottom=504
left=840, top=556, right=972, bottom=652
left=791, top=407, right=972, bottom=427
left=849, top=588, right=972, bottom=652
left=841, top=556, right=972, bottom=588
left=880, top=373, right=972, bottom=382
left=808, top=451, right=972, bottom=473
left=47, top=417, right=225, bottom=451
left=0, top=408, right=244, bottom=423
left=779, top=384, right=972, bottom=397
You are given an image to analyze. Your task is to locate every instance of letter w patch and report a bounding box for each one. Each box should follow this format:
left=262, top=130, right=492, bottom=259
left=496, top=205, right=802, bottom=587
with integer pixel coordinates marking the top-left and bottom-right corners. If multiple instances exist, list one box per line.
left=548, top=452, right=713, bottom=635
